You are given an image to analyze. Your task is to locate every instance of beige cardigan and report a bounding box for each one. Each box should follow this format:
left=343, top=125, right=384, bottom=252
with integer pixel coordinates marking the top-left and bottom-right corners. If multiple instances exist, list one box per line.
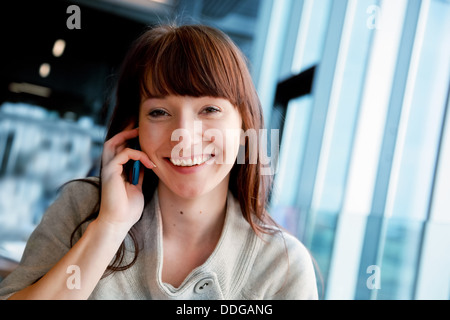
left=0, top=179, right=318, bottom=300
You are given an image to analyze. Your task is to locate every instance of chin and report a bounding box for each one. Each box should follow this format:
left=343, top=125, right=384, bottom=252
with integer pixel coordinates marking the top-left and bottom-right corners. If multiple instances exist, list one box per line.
left=159, top=172, right=230, bottom=200
left=172, top=183, right=213, bottom=199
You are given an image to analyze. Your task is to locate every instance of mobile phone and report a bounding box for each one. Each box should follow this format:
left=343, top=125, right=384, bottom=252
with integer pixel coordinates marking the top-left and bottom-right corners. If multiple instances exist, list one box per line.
left=130, top=139, right=140, bottom=185
left=132, top=159, right=140, bottom=185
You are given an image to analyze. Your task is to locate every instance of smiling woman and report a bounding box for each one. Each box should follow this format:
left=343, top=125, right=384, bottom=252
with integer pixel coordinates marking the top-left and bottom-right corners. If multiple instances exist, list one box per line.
left=0, top=24, right=318, bottom=300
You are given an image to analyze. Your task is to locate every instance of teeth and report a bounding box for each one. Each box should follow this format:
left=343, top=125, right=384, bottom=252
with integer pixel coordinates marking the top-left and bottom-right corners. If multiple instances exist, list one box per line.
left=170, top=155, right=212, bottom=167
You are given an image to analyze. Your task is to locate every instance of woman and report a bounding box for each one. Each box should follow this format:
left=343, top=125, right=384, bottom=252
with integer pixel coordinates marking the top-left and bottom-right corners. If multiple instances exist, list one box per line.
left=0, top=24, right=318, bottom=299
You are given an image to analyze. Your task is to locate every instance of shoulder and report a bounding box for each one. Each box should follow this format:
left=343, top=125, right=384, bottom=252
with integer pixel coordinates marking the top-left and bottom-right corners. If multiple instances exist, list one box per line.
left=54, top=177, right=100, bottom=220
left=59, top=176, right=100, bottom=202
left=259, top=227, right=315, bottom=277
left=245, top=226, right=319, bottom=299
left=37, top=177, right=100, bottom=238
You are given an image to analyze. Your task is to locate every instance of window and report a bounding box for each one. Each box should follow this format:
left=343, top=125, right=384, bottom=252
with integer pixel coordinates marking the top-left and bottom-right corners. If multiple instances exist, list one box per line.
left=267, top=0, right=450, bottom=299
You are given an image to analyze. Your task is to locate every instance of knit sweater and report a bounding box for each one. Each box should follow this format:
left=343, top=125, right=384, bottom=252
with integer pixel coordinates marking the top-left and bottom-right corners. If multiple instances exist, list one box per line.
left=0, top=178, right=318, bottom=299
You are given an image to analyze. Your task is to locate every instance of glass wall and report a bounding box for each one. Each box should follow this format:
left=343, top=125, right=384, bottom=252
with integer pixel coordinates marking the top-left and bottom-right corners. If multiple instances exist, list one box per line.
left=270, top=0, right=450, bottom=299
left=0, top=103, right=105, bottom=262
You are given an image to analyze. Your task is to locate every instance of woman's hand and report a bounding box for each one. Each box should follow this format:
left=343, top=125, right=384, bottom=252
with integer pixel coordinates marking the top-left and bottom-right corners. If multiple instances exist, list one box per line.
left=97, top=127, right=155, bottom=233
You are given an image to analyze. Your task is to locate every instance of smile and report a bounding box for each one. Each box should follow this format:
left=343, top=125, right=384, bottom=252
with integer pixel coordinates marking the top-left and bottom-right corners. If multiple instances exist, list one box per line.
left=169, top=154, right=213, bottom=167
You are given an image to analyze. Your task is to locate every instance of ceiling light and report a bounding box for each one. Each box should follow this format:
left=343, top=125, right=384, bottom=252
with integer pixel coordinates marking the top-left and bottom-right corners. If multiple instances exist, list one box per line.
left=39, top=63, right=51, bottom=78
left=52, top=39, right=66, bottom=57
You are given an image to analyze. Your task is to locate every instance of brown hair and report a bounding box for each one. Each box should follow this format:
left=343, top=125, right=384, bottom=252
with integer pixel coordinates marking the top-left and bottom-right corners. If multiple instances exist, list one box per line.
left=71, top=24, right=274, bottom=275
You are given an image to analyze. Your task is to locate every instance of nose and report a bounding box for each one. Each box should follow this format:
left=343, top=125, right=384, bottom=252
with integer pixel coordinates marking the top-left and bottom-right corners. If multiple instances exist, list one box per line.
left=169, top=117, right=204, bottom=157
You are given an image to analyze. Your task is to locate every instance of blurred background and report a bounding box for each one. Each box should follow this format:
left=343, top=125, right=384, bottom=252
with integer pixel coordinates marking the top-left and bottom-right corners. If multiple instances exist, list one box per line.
left=0, top=0, right=449, bottom=300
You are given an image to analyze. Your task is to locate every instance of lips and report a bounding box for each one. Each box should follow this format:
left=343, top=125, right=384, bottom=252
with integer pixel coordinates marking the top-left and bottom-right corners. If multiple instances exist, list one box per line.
left=168, top=154, right=214, bottom=167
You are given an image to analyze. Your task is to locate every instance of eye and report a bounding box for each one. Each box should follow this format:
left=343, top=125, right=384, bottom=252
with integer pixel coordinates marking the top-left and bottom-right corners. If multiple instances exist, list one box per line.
left=201, top=106, right=221, bottom=114
left=148, top=109, right=170, bottom=118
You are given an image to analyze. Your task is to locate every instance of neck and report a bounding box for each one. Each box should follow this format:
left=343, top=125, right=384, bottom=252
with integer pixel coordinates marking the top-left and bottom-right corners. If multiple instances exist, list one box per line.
left=157, top=179, right=229, bottom=247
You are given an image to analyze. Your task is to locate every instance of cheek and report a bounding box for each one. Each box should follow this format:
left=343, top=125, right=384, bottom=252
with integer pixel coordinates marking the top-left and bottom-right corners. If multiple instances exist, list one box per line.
left=203, top=127, right=241, bottom=165
left=224, top=129, right=242, bottom=161
left=138, top=124, right=166, bottom=155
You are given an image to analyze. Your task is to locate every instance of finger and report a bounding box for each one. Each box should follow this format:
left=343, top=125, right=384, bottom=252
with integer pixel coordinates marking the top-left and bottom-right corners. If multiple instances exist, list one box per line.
left=112, top=148, right=156, bottom=170
left=101, top=148, right=155, bottom=184
left=103, top=128, right=139, bottom=164
left=106, top=128, right=139, bottom=150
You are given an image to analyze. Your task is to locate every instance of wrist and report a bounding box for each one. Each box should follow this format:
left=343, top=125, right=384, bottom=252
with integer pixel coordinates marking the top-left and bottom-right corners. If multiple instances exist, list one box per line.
left=88, top=218, right=131, bottom=244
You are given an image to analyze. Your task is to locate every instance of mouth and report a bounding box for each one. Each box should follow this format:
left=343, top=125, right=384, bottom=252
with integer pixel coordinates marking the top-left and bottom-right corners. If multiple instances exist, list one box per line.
left=167, top=154, right=214, bottom=167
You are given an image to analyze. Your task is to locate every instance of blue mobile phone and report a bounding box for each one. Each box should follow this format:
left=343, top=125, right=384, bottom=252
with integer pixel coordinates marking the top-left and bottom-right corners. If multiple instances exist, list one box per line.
left=132, top=160, right=140, bottom=185
left=130, top=138, right=140, bottom=185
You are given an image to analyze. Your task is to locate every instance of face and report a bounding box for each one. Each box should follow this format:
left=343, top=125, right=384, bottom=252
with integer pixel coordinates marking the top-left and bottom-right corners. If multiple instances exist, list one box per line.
left=139, top=95, right=243, bottom=199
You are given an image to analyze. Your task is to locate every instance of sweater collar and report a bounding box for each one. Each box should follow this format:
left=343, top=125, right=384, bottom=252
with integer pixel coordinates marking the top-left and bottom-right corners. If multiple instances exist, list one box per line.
left=138, top=189, right=260, bottom=299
